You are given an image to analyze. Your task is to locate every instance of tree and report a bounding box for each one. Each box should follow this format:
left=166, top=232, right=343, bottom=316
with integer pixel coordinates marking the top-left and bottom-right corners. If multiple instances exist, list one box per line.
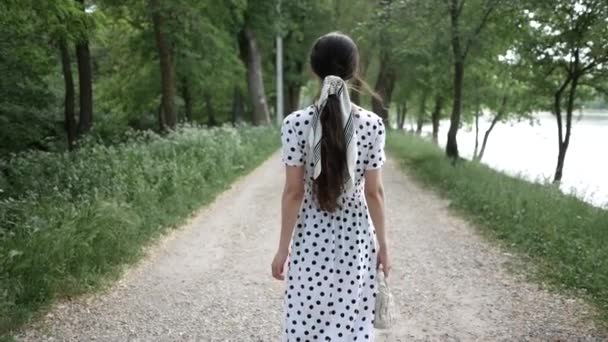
left=150, top=0, right=177, bottom=130
left=471, top=60, right=535, bottom=162
left=331, top=0, right=376, bottom=106
left=396, top=100, right=408, bottom=130
left=376, top=0, right=451, bottom=138
left=371, top=0, right=397, bottom=124
left=172, top=0, right=245, bottom=124
left=238, top=26, right=270, bottom=125
left=476, top=95, right=505, bottom=160
left=95, top=0, right=246, bottom=131
left=444, top=0, right=502, bottom=160
left=236, top=0, right=282, bottom=126
left=59, top=39, right=78, bottom=149
left=0, top=1, right=58, bottom=153
left=279, top=1, right=333, bottom=114
left=34, top=0, right=93, bottom=148
left=517, top=0, right=608, bottom=182
left=0, top=0, right=100, bottom=151
left=92, top=2, right=162, bottom=131
left=430, top=94, right=445, bottom=143
left=75, top=0, right=94, bottom=135
left=415, top=90, right=428, bottom=134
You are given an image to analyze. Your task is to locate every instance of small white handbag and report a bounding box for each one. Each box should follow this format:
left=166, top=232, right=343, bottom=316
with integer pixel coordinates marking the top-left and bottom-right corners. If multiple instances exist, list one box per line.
left=373, top=270, right=395, bottom=329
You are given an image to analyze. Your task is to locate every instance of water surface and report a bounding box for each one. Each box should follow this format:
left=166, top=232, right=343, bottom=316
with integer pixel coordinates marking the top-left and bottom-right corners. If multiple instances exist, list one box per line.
left=414, top=111, right=608, bottom=208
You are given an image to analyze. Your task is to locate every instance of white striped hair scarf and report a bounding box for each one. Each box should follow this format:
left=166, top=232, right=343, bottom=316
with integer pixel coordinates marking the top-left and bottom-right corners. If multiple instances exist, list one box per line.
left=308, top=75, right=358, bottom=192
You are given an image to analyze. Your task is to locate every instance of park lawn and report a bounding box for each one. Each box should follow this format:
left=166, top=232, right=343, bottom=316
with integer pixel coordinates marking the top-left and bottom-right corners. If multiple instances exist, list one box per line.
left=0, top=125, right=279, bottom=338
left=387, top=131, right=608, bottom=323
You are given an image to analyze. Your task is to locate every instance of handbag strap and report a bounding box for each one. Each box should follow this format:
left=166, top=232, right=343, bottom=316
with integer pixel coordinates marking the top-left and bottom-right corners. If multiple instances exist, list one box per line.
left=377, top=269, right=389, bottom=289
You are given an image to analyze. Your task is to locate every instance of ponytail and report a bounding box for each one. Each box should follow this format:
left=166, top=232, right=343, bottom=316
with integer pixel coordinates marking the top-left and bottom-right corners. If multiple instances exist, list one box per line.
left=313, top=95, right=347, bottom=212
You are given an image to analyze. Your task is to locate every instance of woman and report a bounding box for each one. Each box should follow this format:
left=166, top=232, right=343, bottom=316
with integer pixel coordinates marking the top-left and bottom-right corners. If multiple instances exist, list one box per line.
left=271, top=32, right=389, bottom=341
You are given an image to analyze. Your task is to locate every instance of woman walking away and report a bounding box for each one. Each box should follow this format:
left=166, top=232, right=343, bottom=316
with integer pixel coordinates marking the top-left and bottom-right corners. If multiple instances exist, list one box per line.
left=271, top=31, right=390, bottom=341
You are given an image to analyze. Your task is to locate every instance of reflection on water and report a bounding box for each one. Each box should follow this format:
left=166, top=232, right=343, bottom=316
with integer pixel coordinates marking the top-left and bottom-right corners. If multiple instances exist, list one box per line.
left=414, top=111, right=608, bottom=208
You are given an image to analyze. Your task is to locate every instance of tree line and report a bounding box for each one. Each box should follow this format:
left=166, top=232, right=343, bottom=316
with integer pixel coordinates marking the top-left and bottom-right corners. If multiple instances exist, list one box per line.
left=1, top=0, right=343, bottom=151
left=1, top=0, right=607, bottom=182
left=369, top=0, right=607, bottom=183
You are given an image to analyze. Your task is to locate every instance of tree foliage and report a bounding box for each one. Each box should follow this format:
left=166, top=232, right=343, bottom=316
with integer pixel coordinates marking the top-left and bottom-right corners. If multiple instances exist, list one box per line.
left=515, top=0, right=608, bottom=181
left=1, top=0, right=607, bottom=182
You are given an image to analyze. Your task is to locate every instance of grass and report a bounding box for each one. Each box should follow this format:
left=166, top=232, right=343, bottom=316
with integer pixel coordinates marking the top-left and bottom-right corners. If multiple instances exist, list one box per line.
left=0, top=124, right=279, bottom=337
left=387, top=131, right=608, bottom=322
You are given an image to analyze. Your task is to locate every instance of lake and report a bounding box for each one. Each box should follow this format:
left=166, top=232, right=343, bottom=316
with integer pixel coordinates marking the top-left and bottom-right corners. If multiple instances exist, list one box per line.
left=412, top=111, right=608, bottom=208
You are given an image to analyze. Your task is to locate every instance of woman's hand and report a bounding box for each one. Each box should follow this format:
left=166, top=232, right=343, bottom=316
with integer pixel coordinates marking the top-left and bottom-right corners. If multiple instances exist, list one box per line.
left=271, top=249, right=289, bottom=280
left=377, top=245, right=391, bottom=277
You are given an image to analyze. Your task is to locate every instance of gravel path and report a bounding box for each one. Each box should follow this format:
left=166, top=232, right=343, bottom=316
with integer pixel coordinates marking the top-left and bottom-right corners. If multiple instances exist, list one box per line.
left=18, top=152, right=607, bottom=341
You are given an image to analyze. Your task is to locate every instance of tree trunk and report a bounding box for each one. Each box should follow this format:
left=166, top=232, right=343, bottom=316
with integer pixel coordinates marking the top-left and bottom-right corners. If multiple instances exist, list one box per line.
left=554, top=145, right=567, bottom=183
left=554, top=75, right=578, bottom=183
left=151, top=0, right=177, bottom=130
left=447, top=59, right=464, bottom=159
left=238, top=27, right=270, bottom=125
left=371, top=53, right=396, bottom=124
left=157, top=104, right=165, bottom=132
left=478, top=95, right=507, bottom=161
left=75, top=0, right=93, bottom=136
left=373, top=0, right=396, bottom=121
left=351, top=51, right=372, bottom=105
left=446, top=0, right=464, bottom=160
left=205, top=92, right=217, bottom=126
left=397, top=100, right=408, bottom=130
left=445, top=0, right=496, bottom=159
left=285, top=82, right=301, bottom=114
left=282, top=55, right=303, bottom=114
left=396, top=104, right=402, bottom=130
left=59, top=40, right=77, bottom=150
left=473, top=107, right=480, bottom=159
left=182, top=77, right=192, bottom=122
left=431, top=94, right=443, bottom=144
left=416, top=116, right=424, bottom=135
left=478, top=113, right=498, bottom=162
left=350, top=77, right=361, bottom=105
left=472, top=82, right=483, bottom=159
left=231, top=86, right=245, bottom=125
left=416, top=91, right=428, bottom=135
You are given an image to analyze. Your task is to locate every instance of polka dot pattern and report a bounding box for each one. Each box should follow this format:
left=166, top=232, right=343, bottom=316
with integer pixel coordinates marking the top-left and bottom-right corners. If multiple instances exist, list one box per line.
left=280, top=104, right=386, bottom=341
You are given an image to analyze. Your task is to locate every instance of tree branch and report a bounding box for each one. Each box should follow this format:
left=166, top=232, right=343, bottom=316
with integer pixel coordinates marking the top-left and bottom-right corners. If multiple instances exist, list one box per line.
left=554, top=75, right=573, bottom=145
left=543, top=64, right=558, bottom=78
left=457, top=0, right=466, bottom=17
left=579, top=81, right=608, bottom=97
left=463, top=0, right=497, bottom=58
left=581, top=54, right=608, bottom=74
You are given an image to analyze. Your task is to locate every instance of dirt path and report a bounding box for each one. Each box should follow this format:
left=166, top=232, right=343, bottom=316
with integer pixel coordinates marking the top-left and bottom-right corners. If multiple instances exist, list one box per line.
left=18, top=153, right=606, bottom=341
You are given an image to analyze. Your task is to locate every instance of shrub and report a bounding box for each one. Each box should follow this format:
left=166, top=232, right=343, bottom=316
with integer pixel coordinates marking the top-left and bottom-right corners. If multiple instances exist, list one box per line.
left=0, top=124, right=278, bottom=334
left=388, top=132, right=608, bottom=320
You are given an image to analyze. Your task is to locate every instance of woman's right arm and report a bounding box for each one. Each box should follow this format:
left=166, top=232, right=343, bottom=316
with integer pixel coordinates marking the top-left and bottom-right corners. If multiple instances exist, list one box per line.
left=272, top=164, right=305, bottom=280
left=278, top=165, right=305, bottom=253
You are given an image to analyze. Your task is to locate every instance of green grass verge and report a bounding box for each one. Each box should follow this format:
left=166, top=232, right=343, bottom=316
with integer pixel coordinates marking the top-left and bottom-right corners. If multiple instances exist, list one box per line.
left=0, top=124, right=279, bottom=336
left=387, top=131, right=608, bottom=322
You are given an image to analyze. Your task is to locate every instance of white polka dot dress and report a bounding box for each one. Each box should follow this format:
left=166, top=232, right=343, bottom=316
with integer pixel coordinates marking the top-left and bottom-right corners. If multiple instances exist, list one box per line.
left=280, top=104, right=386, bottom=341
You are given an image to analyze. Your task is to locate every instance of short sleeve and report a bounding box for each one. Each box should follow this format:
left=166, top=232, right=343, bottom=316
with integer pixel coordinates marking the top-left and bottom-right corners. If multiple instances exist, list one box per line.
left=364, top=120, right=386, bottom=170
left=280, top=117, right=305, bottom=166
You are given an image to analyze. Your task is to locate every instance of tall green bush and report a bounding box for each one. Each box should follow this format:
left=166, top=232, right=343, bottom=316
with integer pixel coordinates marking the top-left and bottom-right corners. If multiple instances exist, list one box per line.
left=0, top=124, right=278, bottom=334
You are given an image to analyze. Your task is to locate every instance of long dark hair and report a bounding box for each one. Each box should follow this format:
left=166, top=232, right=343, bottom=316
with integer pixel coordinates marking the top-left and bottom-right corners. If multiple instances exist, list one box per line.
left=309, top=32, right=360, bottom=212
